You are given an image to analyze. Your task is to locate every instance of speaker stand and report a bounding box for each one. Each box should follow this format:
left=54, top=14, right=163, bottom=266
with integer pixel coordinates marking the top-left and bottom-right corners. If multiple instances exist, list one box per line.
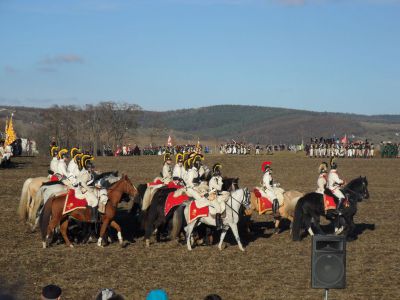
left=324, top=289, right=329, bottom=300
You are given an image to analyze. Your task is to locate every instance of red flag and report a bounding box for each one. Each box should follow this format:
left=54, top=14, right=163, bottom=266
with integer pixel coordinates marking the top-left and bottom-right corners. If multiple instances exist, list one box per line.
left=341, top=134, right=348, bottom=144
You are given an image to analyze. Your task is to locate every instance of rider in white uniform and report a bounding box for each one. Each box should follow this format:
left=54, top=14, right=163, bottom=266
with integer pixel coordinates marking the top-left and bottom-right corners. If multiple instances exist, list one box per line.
left=49, top=146, right=59, bottom=175
left=327, top=158, right=345, bottom=215
left=316, top=162, right=328, bottom=194
left=76, top=155, right=108, bottom=221
left=185, top=155, right=201, bottom=188
left=172, top=153, right=186, bottom=184
left=67, top=148, right=81, bottom=178
left=209, top=163, right=226, bottom=229
left=161, top=153, right=173, bottom=184
left=260, top=161, right=279, bottom=215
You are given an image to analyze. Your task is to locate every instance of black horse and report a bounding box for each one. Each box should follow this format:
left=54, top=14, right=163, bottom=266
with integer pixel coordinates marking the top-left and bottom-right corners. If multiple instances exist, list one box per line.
left=142, top=178, right=240, bottom=246
left=292, top=176, right=369, bottom=241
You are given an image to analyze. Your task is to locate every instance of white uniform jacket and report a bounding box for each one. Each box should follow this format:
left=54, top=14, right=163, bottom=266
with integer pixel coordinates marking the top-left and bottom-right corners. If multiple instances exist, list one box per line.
left=209, top=175, right=223, bottom=192
left=172, top=164, right=186, bottom=181
left=327, top=170, right=344, bottom=191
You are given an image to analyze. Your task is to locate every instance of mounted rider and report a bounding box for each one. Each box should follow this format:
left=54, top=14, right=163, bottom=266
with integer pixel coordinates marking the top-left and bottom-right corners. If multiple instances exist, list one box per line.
left=316, top=162, right=328, bottom=194
left=161, top=152, right=173, bottom=183
left=260, top=161, right=279, bottom=216
left=67, top=147, right=81, bottom=178
left=209, top=163, right=223, bottom=193
left=49, top=146, right=59, bottom=175
left=185, top=154, right=202, bottom=188
left=76, top=155, right=108, bottom=222
left=327, top=158, right=345, bottom=215
left=172, top=153, right=186, bottom=184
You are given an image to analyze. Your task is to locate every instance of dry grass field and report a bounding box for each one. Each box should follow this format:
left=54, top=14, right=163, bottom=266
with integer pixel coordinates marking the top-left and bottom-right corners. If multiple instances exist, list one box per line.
left=0, top=153, right=399, bottom=299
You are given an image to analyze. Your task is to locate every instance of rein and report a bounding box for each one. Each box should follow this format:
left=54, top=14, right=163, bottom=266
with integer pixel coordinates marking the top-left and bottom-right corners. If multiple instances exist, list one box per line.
left=225, top=189, right=249, bottom=217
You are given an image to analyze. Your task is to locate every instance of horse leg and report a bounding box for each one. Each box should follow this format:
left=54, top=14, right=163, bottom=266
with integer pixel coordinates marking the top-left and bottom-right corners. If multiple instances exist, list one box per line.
left=98, top=216, right=110, bottom=247
left=60, top=218, right=73, bottom=248
left=273, top=217, right=281, bottom=234
left=46, top=210, right=62, bottom=248
left=218, top=228, right=228, bottom=251
left=110, top=220, right=125, bottom=246
left=310, top=213, right=324, bottom=235
left=229, top=223, right=245, bottom=251
left=185, top=222, right=195, bottom=251
left=303, top=214, right=314, bottom=237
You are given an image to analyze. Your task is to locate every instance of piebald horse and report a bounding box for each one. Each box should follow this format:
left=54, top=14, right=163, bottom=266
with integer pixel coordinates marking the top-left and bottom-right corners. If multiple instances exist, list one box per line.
left=248, top=187, right=304, bottom=234
left=39, top=175, right=138, bottom=248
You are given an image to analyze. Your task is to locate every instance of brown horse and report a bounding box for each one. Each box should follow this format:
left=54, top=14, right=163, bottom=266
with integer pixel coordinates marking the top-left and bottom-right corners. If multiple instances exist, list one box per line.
left=248, top=188, right=304, bottom=234
left=40, top=175, right=138, bottom=248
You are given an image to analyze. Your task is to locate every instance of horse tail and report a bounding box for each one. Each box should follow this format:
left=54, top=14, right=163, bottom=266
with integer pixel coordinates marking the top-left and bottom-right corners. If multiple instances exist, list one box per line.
left=171, top=205, right=185, bottom=240
left=18, top=178, right=32, bottom=221
left=39, top=197, right=53, bottom=242
left=292, top=196, right=305, bottom=241
left=29, top=186, right=45, bottom=227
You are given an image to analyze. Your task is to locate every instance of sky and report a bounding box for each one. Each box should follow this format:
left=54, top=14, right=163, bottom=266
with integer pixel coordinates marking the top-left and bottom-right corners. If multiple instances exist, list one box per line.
left=0, top=0, right=399, bottom=115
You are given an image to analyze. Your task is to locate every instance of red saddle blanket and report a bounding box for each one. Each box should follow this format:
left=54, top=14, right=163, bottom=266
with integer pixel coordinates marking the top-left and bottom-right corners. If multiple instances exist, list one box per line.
left=50, top=175, right=59, bottom=182
left=164, top=192, right=189, bottom=216
left=323, top=193, right=336, bottom=211
left=254, top=188, right=272, bottom=214
left=188, top=201, right=209, bottom=224
left=147, top=179, right=164, bottom=187
left=63, top=189, right=88, bottom=215
left=166, top=181, right=184, bottom=190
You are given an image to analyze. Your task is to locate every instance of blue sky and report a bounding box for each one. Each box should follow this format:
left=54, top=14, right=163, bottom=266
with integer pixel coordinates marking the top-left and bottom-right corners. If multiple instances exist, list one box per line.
left=0, top=0, right=399, bottom=114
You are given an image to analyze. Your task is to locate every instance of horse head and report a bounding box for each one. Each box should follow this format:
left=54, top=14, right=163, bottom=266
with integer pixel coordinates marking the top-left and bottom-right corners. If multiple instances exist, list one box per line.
left=345, top=176, right=369, bottom=202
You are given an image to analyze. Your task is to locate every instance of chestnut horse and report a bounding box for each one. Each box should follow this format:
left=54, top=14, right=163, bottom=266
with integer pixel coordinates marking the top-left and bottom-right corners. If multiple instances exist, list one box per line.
left=40, top=175, right=138, bottom=248
left=248, top=188, right=304, bottom=234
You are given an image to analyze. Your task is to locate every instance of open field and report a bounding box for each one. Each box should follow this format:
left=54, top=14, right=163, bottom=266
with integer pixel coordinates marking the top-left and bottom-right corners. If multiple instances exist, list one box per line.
left=0, top=154, right=399, bottom=299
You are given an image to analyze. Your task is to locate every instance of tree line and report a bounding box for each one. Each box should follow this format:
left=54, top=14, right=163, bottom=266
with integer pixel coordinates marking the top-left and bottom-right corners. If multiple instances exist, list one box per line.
left=36, top=102, right=141, bottom=155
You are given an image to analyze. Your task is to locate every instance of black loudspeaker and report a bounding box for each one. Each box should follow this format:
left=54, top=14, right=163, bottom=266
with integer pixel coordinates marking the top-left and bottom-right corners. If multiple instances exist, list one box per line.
left=312, top=235, right=346, bottom=289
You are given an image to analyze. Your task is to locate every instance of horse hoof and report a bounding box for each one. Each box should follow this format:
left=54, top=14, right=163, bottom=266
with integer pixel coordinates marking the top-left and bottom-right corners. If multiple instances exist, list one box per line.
left=145, top=240, right=150, bottom=248
left=68, top=244, right=74, bottom=248
left=187, top=247, right=192, bottom=251
left=42, top=242, right=47, bottom=249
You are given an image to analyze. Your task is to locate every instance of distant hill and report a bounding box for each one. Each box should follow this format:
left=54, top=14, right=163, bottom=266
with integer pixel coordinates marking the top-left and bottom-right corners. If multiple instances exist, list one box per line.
left=1, top=105, right=400, bottom=148
left=139, top=105, right=400, bottom=144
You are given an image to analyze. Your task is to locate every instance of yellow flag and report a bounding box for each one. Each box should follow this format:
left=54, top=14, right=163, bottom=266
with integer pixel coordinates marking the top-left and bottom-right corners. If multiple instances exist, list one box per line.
left=5, top=113, right=16, bottom=146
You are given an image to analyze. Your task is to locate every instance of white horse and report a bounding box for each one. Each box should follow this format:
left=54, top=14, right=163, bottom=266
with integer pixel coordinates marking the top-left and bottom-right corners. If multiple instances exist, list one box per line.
left=183, top=188, right=251, bottom=252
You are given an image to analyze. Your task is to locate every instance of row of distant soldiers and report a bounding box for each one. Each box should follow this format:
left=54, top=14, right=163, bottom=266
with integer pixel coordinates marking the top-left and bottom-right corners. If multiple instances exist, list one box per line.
left=380, top=142, right=399, bottom=158
left=142, top=145, right=204, bottom=156
left=305, top=142, right=375, bottom=158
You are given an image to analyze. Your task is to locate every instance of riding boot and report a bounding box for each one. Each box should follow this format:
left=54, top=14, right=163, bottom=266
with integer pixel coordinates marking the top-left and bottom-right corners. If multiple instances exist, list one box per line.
left=216, top=213, right=222, bottom=230
left=90, top=206, right=98, bottom=223
left=272, top=199, right=279, bottom=216
left=336, top=198, right=343, bottom=216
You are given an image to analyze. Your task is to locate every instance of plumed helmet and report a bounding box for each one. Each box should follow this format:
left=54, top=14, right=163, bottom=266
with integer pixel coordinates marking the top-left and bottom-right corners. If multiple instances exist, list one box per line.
left=261, top=161, right=272, bottom=172
left=176, top=153, right=184, bottom=164
left=50, top=146, right=59, bottom=158
left=70, top=147, right=81, bottom=158
left=330, top=157, right=337, bottom=169
left=58, top=148, right=68, bottom=159
left=75, top=154, right=83, bottom=169
left=212, top=163, right=222, bottom=176
left=164, top=152, right=172, bottom=162
left=184, top=158, right=191, bottom=170
left=318, top=162, right=328, bottom=173
left=81, top=154, right=94, bottom=170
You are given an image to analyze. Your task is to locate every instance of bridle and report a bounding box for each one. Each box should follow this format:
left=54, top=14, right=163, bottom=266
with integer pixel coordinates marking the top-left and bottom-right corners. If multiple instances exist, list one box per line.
left=224, top=188, right=250, bottom=218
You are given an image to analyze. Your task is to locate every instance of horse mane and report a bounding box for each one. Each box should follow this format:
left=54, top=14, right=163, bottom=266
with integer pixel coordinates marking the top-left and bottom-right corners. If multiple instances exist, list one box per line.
left=94, top=171, right=118, bottom=181
left=345, top=176, right=365, bottom=191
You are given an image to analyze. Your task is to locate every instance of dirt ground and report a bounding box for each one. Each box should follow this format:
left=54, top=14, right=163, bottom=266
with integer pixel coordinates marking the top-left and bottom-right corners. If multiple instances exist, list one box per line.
left=0, top=153, right=399, bottom=300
